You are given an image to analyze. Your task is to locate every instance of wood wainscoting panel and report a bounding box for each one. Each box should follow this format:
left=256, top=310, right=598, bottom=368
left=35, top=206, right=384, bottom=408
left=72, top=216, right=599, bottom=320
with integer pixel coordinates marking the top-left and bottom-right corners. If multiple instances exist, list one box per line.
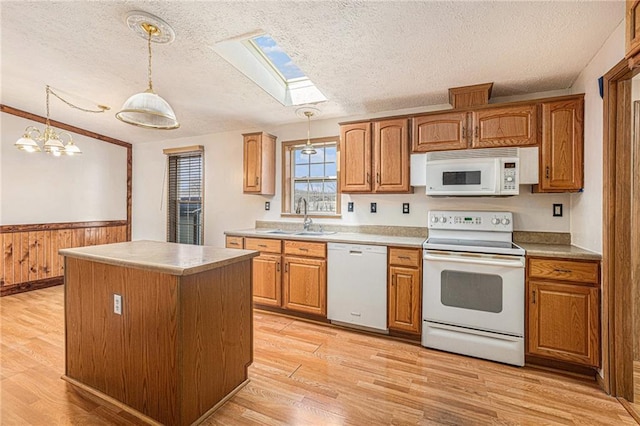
left=0, top=223, right=128, bottom=296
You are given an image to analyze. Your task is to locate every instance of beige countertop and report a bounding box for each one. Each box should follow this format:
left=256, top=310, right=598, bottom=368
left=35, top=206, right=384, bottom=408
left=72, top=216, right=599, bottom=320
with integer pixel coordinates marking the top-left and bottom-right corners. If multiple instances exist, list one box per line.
left=59, top=240, right=258, bottom=276
left=518, top=243, right=601, bottom=260
left=225, top=228, right=426, bottom=248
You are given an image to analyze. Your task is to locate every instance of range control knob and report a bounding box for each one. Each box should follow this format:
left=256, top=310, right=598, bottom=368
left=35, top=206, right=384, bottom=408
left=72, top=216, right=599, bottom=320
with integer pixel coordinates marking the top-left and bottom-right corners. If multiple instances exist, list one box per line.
left=431, top=216, right=439, bottom=224
left=501, top=218, right=511, bottom=225
left=506, top=176, right=514, bottom=182
left=440, top=216, right=447, bottom=223
left=491, top=218, right=501, bottom=225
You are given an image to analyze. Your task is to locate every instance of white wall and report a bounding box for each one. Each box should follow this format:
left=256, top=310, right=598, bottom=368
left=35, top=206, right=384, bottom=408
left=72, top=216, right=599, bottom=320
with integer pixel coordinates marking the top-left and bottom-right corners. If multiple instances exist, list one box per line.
left=0, top=112, right=128, bottom=225
left=133, top=94, right=576, bottom=248
left=569, top=20, right=625, bottom=254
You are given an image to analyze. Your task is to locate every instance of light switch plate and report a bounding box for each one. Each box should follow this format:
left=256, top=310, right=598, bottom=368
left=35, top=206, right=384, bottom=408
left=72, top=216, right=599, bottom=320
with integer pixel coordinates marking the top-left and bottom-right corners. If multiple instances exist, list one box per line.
left=347, top=202, right=354, bottom=212
left=553, top=203, right=563, bottom=217
left=402, top=203, right=410, bottom=214
left=370, top=203, right=377, bottom=213
left=265, top=201, right=270, bottom=211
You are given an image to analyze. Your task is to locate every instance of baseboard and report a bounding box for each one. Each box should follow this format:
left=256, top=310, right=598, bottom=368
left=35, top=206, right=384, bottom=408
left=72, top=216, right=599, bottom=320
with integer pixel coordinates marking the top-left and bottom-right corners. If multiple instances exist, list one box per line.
left=525, top=354, right=597, bottom=381
left=1, top=277, right=63, bottom=297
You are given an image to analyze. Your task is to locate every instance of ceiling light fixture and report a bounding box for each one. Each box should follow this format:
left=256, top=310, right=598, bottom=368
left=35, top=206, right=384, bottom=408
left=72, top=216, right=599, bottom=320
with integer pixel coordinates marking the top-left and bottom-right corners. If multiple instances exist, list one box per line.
left=116, top=11, right=179, bottom=130
left=14, top=85, right=109, bottom=156
left=296, top=107, right=320, bottom=156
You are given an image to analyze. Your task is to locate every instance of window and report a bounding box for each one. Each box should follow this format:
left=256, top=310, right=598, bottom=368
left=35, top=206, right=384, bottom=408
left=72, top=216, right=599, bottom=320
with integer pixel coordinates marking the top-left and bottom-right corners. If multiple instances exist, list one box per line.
left=282, top=138, right=340, bottom=216
left=164, top=146, right=204, bottom=245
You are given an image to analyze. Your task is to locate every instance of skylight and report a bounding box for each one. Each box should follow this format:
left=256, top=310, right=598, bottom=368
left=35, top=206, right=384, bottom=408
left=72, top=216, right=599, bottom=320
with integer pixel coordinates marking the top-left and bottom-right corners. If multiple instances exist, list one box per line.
left=212, top=32, right=327, bottom=106
left=250, top=35, right=306, bottom=82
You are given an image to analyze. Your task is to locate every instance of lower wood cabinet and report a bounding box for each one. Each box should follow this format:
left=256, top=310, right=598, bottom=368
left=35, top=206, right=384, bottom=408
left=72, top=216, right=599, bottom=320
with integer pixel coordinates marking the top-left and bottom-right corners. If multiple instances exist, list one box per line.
left=526, top=256, right=600, bottom=367
left=252, top=254, right=282, bottom=306
left=283, top=256, right=327, bottom=316
left=388, top=247, right=422, bottom=334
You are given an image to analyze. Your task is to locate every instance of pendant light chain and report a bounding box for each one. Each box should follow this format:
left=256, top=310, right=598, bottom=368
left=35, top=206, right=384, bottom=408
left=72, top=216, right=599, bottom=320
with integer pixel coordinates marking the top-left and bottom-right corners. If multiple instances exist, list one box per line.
left=46, top=85, right=109, bottom=114
left=147, top=28, right=154, bottom=92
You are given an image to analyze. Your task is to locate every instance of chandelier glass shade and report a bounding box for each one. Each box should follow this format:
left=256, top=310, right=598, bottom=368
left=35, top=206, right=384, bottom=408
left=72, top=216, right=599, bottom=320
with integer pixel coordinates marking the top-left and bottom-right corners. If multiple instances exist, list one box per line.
left=116, top=15, right=179, bottom=130
left=300, top=110, right=317, bottom=155
left=14, top=85, right=106, bottom=156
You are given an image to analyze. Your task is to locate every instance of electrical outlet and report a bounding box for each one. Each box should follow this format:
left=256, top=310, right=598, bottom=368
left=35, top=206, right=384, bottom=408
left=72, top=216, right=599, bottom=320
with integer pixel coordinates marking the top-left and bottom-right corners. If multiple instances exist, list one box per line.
left=402, top=203, right=410, bottom=214
left=553, top=203, right=563, bottom=217
left=114, top=294, right=122, bottom=315
left=265, top=201, right=270, bottom=211
left=370, top=202, right=377, bottom=213
left=347, top=202, right=354, bottom=212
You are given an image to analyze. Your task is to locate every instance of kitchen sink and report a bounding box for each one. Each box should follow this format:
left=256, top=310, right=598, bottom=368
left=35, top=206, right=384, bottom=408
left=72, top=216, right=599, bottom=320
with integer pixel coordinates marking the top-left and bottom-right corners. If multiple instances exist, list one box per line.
left=257, top=229, right=336, bottom=236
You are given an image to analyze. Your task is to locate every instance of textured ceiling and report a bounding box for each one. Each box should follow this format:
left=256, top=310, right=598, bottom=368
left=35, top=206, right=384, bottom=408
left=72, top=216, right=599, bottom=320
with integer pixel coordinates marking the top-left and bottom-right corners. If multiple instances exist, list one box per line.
left=0, top=1, right=624, bottom=144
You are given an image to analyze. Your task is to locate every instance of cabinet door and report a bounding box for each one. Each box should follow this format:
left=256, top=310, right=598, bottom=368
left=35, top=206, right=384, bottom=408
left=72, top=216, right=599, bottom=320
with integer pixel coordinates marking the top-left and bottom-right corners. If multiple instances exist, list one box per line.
left=252, top=254, right=282, bottom=306
left=471, top=104, right=537, bottom=148
left=627, top=0, right=640, bottom=59
left=538, top=98, right=584, bottom=192
left=373, top=119, right=410, bottom=193
left=225, top=236, right=243, bottom=249
left=283, top=256, right=326, bottom=316
left=528, top=280, right=599, bottom=367
left=412, top=112, right=469, bottom=152
left=388, top=266, right=421, bottom=334
left=340, top=122, right=372, bottom=192
left=243, top=133, right=262, bottom=193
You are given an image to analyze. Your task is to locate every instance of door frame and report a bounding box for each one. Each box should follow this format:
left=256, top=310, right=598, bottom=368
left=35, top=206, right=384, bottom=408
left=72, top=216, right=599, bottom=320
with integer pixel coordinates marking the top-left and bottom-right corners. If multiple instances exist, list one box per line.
left=602, top=58, right=639, bottom=404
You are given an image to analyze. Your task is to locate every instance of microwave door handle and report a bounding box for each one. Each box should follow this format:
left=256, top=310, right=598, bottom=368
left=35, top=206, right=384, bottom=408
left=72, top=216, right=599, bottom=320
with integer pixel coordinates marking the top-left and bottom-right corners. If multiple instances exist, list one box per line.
left=424, top=253, right=524, bottom=268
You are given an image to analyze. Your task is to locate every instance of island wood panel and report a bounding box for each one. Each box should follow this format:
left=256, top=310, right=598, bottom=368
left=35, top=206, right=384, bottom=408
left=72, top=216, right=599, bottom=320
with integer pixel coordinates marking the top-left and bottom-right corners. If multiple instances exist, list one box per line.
left=1, top=223, right=128, bottom=296
left=180, top=261, right=253, bottom=424
left=65, top=257, right=180, bottom=425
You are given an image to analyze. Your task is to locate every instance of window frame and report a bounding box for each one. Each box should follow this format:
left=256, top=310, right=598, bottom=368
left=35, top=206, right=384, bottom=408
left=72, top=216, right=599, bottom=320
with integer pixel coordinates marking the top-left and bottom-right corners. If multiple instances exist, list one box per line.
left=163, top=145, right=205, bottom=245
left=281, top=137, right=341, bottom=217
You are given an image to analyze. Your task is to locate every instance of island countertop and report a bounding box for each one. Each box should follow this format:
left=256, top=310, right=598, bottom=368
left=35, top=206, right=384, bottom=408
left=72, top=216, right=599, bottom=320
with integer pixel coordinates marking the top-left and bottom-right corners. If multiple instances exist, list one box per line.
left=59, top=240, right=258, bottom=276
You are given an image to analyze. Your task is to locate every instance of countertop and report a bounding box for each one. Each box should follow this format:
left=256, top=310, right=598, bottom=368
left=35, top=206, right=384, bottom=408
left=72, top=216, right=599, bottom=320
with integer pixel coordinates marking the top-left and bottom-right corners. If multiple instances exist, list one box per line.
left=225, top=228, right=426, bottom=248
left=59, top=240, right=258, bottom=276
left=517, top=243, right=601, bottom=260
left=226, top=228, right=602, bottom=260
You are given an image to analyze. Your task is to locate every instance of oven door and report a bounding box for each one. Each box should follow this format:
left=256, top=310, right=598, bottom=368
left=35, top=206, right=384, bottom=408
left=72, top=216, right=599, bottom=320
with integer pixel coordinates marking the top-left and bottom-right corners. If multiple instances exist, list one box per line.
left=423, top=250, right=524, bottom=336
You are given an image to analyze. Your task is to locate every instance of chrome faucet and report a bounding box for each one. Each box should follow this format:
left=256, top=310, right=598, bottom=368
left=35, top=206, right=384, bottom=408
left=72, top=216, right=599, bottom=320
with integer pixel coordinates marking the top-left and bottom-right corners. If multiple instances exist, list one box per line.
left=295, top=197, right=313, bottom=231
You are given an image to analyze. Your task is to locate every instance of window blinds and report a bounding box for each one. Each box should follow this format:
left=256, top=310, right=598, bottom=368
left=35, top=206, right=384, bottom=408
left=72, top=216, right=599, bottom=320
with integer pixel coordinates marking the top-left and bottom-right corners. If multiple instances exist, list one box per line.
left=165, top=147, right=203, bottom=245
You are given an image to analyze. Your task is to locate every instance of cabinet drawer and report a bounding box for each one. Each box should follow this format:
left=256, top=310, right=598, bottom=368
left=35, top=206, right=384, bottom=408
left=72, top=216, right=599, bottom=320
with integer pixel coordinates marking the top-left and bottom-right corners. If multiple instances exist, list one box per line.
left=528, top=258, right=599, bottom=284
left=245, top=237, right=282, bottom=254
left=225, top=236, right=244, bottom=249
left=388, top=247, right=421, bottom=268
left=284, top=240, right=326, bottom=258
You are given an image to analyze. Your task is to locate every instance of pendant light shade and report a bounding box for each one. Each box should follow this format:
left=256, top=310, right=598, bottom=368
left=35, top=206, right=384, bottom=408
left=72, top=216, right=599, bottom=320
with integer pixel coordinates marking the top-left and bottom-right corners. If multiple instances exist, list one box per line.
left=300, top=109, right=317, bottom=155
left=117, top=12, right=179, bottom=130
left=116, top=90, right=179, bottom=129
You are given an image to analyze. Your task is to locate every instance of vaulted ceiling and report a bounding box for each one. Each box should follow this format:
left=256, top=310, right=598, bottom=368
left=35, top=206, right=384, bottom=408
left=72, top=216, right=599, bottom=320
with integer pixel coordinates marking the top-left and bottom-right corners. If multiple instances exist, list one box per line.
left=0, top=1, right=624, bottom=144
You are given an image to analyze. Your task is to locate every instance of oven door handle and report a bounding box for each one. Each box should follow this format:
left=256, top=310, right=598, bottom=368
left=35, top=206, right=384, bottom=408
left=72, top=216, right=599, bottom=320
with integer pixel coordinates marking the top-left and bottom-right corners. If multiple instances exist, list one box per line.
left=423, top=253, right=525, bottom=268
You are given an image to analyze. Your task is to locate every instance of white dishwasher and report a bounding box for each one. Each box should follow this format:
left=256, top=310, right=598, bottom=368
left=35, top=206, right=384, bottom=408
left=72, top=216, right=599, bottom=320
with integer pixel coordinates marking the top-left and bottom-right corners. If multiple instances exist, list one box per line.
left=327, top=243, right=388, bottom=332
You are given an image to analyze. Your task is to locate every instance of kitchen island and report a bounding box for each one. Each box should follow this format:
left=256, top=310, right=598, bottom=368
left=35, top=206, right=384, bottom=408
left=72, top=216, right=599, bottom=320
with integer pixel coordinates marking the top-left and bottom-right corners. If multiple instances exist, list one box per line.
left=59, top=240, right=258, bottom=426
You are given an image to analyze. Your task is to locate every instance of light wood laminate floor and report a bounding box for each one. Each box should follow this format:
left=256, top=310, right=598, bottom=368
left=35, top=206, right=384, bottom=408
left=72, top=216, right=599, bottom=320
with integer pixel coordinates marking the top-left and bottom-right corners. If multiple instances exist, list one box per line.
left=1, top=286, right=636, bottom=425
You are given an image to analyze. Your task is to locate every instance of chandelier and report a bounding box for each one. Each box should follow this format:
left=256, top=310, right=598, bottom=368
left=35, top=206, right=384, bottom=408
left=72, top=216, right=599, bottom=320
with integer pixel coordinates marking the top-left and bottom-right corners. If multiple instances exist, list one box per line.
left=14, top=86, right=108, bottom=156
left=116, top=11, right=179, bottom=130
left=296, top=107, right=320, bottom=155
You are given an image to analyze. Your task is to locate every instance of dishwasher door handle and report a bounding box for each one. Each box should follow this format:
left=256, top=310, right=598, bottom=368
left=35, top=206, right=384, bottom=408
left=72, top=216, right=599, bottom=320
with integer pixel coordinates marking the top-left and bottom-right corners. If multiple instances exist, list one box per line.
left=349, top=250, right=363, bottom=255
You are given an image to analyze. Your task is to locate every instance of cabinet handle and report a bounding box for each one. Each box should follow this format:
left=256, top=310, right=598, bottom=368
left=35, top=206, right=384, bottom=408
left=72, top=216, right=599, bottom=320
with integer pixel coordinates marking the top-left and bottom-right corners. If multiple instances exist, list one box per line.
left=255, top=176, right=260, bottom=185
left=474, top=126, right=478, bottom=138
left=299, top=247, right=308, bottom=252
left=392, top=274, right=396, bottom=287
left=545, top=166, right=550, bottom=179
left=376, top=172, right=380, bottom=184
left=277, top=262, right=280, bottom=272
left=230, top=242, right=238, bottom=246
left=532, top=290, right=536, bottom=304
left=366, top=173, right=370, bottom=184
left=285, top=263, right=289, bottom=273
left=398, top=256, right=411, bottom=260
left=553, top=268, right=572, bottom=274
left=258, top=244, right=267, bottom=248
left=462, top=127, right=466, bottom=139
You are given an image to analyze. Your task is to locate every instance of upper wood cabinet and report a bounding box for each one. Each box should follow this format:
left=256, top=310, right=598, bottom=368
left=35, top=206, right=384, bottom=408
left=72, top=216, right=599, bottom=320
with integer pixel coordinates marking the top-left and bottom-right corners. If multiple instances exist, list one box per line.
left=471, top=104, right=537, bottom=148
left=243, top=132, right=276, bottom=195
left=536, top=97, right=584, bottom=192
left=526, top=257, right=600, bottom=368
left=340, top=122, right=372, bottom=192
left=627, top=0, right=640, bottom=67
left=340, top=119, right=411, bottom=193
left=412, top=112, right=469, bottom=152
left=373, top=118, right=410, bottom=192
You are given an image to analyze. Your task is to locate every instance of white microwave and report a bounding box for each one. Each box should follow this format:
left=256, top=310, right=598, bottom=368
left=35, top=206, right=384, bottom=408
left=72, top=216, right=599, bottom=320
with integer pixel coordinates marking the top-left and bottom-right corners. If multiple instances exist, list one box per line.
left=426, top=151, right=519, bottom=196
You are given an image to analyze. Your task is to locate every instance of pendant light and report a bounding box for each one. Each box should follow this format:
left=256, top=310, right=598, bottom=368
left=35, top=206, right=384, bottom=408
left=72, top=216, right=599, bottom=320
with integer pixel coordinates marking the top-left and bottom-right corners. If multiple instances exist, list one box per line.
left=300, top=108, right=317, bottom=155
left=116, top=12, right=179, bottom=130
